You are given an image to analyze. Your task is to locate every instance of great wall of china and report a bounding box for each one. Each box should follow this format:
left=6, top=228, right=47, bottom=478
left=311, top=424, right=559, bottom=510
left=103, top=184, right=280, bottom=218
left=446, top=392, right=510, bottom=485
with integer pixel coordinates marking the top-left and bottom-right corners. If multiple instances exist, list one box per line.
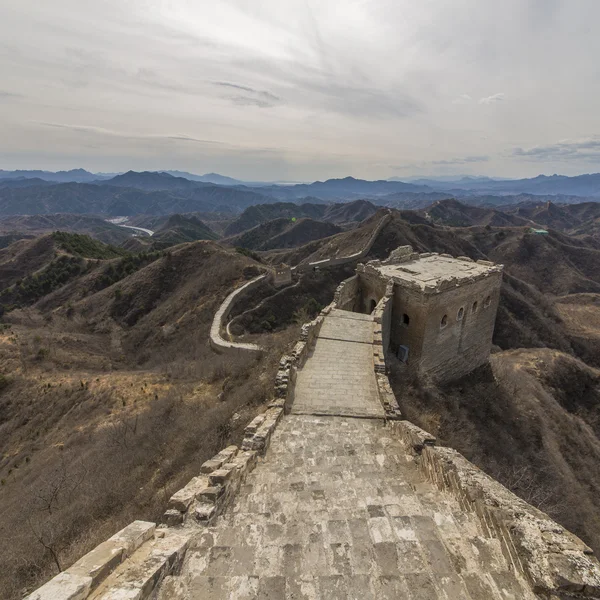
left=28, top=233, right=600, bottom=600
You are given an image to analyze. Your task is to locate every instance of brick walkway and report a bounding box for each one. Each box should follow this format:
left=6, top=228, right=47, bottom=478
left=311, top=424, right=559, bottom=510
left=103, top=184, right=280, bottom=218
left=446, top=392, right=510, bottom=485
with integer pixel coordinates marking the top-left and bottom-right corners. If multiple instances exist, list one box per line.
left=169, top=416, right=536, bottom=599
left=292, top=310, right=384, bottom=418
left=156, top=309, right=537, bottom=599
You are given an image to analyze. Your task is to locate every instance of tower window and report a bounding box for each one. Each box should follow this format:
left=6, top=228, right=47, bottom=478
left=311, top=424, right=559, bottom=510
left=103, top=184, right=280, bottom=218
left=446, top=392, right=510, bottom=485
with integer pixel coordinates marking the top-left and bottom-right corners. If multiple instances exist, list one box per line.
left=402, top=313, right=410, bottom=327
left=472, top=301, right=478, bottom=313
left=484, top=295, right=491, bottom=308
left=457, top=307, right=464, bottom=321
left=440, top=314, right=448, bottom=329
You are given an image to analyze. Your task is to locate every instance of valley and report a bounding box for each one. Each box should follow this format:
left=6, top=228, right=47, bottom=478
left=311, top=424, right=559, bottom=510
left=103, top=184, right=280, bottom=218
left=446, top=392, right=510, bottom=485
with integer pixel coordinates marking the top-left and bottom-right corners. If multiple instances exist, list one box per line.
left=2, top=170, right=600, bottom=598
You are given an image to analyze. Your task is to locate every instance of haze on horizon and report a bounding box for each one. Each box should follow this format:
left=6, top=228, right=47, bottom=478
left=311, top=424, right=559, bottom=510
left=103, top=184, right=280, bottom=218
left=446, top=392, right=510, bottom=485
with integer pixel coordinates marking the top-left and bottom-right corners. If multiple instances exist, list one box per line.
left=1, top=0, right=599, bottom=182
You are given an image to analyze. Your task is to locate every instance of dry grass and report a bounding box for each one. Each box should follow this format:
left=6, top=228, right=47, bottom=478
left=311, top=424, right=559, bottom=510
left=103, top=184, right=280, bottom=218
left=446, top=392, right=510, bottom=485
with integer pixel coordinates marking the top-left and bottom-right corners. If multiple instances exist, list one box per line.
left=0, top=240, right=299, bottom=599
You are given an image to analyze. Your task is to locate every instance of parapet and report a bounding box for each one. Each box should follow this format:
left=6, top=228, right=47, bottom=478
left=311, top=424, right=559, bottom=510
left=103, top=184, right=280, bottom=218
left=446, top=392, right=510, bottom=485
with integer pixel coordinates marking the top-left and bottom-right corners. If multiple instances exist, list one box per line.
left=359, top=245, right=503, bottom=295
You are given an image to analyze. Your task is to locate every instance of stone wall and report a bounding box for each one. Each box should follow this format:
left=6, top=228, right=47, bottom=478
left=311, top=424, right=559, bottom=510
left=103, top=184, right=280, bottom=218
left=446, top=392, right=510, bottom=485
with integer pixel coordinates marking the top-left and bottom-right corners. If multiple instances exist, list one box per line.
left=420, top=443, right=600, bottom=597
left=209, top=274, right=267, bottom=353
left=382, top=377, right=600, bottom=597
left=416, top=271, right=502, bottom=381
left=26, top=521, right=190, bottom=600
left=333, top=274, right=360, bottom=311
left=293, top=211, right=391, bottom=274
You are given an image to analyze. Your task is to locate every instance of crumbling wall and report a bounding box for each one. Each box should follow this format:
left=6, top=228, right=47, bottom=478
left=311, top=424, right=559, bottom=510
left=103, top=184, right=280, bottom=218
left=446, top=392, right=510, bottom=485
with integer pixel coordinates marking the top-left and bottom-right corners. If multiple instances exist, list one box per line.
left=293, top=211, right=391, bottom=273
left=209, top=274, right=267, bottom=353
left=332, top=274, right=360, bottom=311
left=420, top=443, right=600, bottom=597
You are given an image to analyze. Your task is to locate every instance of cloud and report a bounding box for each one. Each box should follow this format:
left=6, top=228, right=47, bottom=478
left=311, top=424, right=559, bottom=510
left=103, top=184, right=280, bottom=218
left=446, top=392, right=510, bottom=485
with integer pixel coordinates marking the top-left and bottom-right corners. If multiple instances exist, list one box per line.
left=452, top=94, right=472, bottom=104
left=479, top=93, right=506, bottom=104
left=3, top=0, right=600, bottom=178
left=213, top=81, right=282, bottom=108
left=513, top=137, right=600, bottom=162
left=431, top=155, right=490, bottom=165
left=0, top=91, right=23, bottom=100
left=36, top=122, right=224, bottom=145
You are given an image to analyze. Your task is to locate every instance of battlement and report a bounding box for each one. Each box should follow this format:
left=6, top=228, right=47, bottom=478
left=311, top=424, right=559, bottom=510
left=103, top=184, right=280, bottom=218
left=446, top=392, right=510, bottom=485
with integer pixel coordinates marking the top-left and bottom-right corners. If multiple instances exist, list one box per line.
left=360, top=246, right=503, bottom=295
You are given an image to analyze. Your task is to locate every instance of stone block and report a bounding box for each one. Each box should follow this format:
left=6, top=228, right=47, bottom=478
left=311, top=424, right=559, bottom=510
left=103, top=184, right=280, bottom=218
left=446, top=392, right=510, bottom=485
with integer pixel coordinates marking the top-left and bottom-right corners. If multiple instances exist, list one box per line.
left=108, top=521, right=156, bottom=557
left=244, top=415, right=265, bottom=434
left=168, top=477, right=208, bottom=512
left=68, top=541, right=124, bottom=588
left=96, top=531, right=191, bottom=600
left=162, top=509, right=184, bottom=526
left=195, top=503, right=216, bottom=522
left=200, top=446, right=238, bottom=473
left=196, top=485, right=224, bottom=503
left=67, top=520, right=156, bottom=589
left=209, top=468, right=234, bottom=486
left=25, top=572, right=92, bottom=600
left=392, top=421, right=436, bottom=454
left=199, top=459, right=221, bottom=474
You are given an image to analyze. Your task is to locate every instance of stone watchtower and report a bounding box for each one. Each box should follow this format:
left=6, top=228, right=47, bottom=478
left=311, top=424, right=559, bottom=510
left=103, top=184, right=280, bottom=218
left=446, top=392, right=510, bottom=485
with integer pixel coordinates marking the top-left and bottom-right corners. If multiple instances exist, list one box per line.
left=357, top=246, right=503, bottom=382
left=272, top=264, right=292, bottom=287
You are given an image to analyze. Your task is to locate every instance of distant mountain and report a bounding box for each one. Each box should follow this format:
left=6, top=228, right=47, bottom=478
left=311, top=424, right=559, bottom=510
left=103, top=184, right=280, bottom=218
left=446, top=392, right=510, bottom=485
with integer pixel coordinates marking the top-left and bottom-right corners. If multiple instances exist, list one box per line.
left=440, top=173, right=600, bottom=197
left=390, top=173, right=600, bottom=197
left=224, top=203, right=328, bottom=236
left=420, top=199, right=530, bottom=228
left=101, top=171, right=203, bottom=191
left=0, top=168, right=109, bottom=183
left=0, top=177, right=53, bottom=189
left=250, top=176, right=432, bottom=201
left=501, top=201, right=600, bottom=239
left=160, top=170, right=243, bottom=186
left=0, top=213, right=133, bottom=245
left=0, top=181, right=278, bottom=216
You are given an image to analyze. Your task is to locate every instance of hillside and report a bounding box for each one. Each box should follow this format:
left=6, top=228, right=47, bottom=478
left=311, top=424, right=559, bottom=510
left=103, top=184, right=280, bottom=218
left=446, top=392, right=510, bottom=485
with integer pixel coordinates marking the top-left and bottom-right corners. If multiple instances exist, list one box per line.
left=502, top=201, right=600, bottom=238
left=148, top=214, right=219, bottom=249
left=223, top=203, right=328, bottom=235
left=0, top=240, right=294, bottom=598
left=227, top=217, right=342, bottom=251
left=421, top=198, right=530, bottom=227
left=3, top=204, right=600, bottom=597
left=0, top=213, right=134, bottom=245
left=0, top=233, right=130, bottom=310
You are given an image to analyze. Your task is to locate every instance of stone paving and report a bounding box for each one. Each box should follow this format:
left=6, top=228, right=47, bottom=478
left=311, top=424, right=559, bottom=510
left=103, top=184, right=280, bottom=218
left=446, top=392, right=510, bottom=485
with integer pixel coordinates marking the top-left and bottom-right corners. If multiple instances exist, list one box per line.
left=292, top=310, right=384, bottom=418
left=162, top=311, right=538, bottom=599
left=171, top=416, right=536, bottom=599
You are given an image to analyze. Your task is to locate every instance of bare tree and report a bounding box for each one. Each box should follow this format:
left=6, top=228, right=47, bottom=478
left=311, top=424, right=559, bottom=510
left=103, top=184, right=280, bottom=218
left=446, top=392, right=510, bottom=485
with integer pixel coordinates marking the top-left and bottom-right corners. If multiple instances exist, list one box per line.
left=27, top=454, right=87, bottom=574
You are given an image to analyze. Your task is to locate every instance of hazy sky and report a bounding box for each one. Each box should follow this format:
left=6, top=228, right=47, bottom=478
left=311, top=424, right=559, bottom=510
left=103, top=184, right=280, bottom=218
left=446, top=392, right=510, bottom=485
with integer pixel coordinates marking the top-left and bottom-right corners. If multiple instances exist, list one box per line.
left=1, top=0, right=599, bottom=181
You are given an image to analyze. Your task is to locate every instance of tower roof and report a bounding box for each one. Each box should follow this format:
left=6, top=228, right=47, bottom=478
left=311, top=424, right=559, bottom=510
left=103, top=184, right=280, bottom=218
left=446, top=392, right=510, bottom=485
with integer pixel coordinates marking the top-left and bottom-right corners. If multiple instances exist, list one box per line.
left=362, top=246, right=502, bottom=293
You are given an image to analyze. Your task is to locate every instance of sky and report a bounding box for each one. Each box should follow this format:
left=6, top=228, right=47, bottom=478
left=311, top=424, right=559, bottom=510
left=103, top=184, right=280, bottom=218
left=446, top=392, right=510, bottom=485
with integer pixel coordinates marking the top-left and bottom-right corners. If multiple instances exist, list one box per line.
left=0, top=0, right=599, bottom=181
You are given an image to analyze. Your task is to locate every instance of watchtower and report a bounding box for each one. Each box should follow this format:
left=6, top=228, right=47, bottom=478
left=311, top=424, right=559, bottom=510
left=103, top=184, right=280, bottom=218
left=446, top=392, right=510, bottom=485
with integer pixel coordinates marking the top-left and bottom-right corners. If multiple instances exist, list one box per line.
left=357, top=246, right=503, bottom=382
left=272, top=264, right=292, bottom=287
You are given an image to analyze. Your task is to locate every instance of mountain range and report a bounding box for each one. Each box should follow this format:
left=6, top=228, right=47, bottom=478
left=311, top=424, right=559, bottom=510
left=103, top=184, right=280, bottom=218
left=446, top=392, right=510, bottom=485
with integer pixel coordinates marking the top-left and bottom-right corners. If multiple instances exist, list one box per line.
left=0, top=170, right=600, bottom=220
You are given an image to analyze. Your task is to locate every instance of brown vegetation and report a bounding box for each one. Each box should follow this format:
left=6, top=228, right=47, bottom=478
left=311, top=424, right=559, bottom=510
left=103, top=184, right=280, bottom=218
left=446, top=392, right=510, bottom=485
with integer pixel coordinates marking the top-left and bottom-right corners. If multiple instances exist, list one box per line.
left=0, top=239, right=298, bottom=599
